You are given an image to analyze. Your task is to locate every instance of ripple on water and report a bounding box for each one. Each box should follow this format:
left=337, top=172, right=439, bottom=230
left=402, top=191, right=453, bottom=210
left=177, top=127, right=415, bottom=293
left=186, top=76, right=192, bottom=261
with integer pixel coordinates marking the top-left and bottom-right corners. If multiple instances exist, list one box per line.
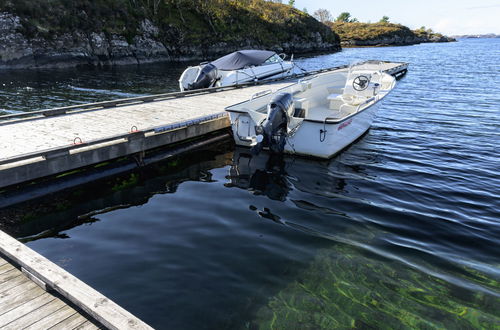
left=2, top=39, right=499, bottom=329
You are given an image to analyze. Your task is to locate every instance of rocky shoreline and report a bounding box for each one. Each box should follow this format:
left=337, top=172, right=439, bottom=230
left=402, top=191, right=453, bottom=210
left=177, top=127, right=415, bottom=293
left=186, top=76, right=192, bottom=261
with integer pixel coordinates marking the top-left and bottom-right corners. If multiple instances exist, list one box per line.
left=0, top=12, right=339, bottom=70
left=1, top=6, right=455, bottom=70
left=340, top=34, right=455, bottom=47
left=328, top=21, right=455, bottom=48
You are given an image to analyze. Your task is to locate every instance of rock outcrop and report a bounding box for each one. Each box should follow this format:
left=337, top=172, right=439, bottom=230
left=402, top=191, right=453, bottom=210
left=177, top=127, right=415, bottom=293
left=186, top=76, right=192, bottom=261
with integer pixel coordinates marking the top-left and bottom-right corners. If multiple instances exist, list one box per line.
left=0, top=12, right=170, bottom=69
left=328, top=22, right=455, bottom=47
left=0, top=0, right=340, bottom=70
left=340, top=34, right=456, bottom=47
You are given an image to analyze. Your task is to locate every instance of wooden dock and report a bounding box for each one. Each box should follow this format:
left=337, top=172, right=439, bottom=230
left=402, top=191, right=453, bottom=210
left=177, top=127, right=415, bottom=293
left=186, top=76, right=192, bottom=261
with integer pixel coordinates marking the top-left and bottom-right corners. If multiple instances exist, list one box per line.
left=0, top=230, right=152, bottom=330
left=0, top=255, right=99, bottom=330
left=0, top=62, right=407, bottom=190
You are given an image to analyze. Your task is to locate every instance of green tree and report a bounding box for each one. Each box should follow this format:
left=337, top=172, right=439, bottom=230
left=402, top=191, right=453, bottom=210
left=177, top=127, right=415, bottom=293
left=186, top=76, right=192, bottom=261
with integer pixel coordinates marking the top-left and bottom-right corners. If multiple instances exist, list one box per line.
left=379, top=15, right=389, bottom=23
left=335, top=12, right=354, bottom=22
left=303, top=7, right=308, bottom=14
left=288, top=0, right=295, bottom=6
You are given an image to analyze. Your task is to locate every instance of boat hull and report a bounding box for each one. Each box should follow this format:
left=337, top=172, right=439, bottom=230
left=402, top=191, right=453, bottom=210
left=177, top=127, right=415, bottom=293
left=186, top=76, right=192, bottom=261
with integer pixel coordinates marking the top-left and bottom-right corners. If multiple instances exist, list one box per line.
left=226, top=62, right=398, bottom=159
left=228, top=100, right=381, bottom=159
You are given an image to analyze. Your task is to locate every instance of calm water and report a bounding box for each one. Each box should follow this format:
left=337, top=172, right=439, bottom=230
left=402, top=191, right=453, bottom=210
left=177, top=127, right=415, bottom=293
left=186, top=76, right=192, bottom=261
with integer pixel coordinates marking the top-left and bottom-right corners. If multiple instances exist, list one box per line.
left=1, top=39, right=499, bottom=329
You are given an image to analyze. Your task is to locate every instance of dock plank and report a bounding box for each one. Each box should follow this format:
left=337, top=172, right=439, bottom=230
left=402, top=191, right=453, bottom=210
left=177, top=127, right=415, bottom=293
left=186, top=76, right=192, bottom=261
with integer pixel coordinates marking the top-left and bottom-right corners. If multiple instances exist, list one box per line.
left=0, top=281, right=43, bottom=314
left=49, top=312, right=88, bottom=330
left=2, top=297, right=67, bottom=329
left=0, top=292, right=55, bottom=327
left=0, top=263, right=15, bottom=275
left=0, top=269, right=20, bottom=284
left=0, top=231, right=152, bottom=329
left=24, top=305, right=78, bottom=330
left=0, top=274, right=29, bottom=294
left=74, top=320, right=100, bottom=330
left=0, top=249, right=143, bottom=329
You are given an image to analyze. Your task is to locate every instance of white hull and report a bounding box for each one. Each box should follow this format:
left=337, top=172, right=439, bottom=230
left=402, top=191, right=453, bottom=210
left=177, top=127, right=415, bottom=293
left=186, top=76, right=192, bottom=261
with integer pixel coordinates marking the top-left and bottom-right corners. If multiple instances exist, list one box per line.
left=226, top=62, right=397, bottom=159
left=284, top=102, right=381, bottom=158
left=228, top=103, right=380, bottom=158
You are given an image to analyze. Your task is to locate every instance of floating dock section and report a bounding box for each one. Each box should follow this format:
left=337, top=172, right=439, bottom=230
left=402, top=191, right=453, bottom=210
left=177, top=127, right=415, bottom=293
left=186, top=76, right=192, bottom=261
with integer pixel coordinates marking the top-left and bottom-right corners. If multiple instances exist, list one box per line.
left=0, top=62, right=408, bottom=190
left=0, top=230, right=152, bottom=330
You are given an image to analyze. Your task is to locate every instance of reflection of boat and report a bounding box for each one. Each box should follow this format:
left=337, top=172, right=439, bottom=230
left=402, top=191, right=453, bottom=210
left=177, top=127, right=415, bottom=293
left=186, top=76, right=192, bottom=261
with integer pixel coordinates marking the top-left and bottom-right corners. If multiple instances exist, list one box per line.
left=227, top=149, right=290, bottom=201
left=179, top=50, right=294, bottom=91
left=225, top=61, right=398, bottom=159
left=226, top=148, right=348, bottom=202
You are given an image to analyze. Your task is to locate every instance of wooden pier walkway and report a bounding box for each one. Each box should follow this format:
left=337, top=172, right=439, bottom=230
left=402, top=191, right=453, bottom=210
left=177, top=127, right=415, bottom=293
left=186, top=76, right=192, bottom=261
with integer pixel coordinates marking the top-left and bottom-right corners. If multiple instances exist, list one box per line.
left=0, top=255, right=99, bottom=330
left=0, top=230, right=152, bottom=330
left=0, top=62, right=408, bottom=190
left=0, top=81, right=294, bottom=189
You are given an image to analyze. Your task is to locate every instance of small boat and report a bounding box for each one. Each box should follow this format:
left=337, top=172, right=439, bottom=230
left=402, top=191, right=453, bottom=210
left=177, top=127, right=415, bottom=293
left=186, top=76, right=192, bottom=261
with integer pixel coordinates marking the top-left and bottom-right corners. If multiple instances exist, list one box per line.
left=225, top=61, right=398, bottom=159
left=179, top=50, right=294, bottom=91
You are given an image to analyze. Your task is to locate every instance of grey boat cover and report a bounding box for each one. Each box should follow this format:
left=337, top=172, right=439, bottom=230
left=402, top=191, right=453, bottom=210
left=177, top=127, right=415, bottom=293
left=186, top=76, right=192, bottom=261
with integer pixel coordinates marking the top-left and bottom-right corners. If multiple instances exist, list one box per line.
left=210, top=50, right=276, bottom=71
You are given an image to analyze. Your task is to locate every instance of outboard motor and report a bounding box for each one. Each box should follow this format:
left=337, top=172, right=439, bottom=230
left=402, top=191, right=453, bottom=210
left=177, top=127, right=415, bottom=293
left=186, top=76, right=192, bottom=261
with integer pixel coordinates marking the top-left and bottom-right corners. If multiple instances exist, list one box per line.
left=187, top=63, right=218, bottom=90
left=253, top=93, right=294, bottom=155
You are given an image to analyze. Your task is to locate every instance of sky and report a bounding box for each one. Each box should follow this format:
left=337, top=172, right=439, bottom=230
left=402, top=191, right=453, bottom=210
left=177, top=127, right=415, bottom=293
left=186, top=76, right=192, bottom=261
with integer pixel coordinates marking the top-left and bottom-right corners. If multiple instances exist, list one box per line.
left=294, top=0, right=500, bottom=35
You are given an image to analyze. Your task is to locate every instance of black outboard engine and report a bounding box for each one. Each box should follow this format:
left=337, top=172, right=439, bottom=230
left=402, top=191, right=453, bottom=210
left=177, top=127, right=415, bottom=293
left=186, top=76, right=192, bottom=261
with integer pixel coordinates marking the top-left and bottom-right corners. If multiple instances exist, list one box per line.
left=187, top=63, right=218, bottom=90
left=252, top=92, right=294, bottom=155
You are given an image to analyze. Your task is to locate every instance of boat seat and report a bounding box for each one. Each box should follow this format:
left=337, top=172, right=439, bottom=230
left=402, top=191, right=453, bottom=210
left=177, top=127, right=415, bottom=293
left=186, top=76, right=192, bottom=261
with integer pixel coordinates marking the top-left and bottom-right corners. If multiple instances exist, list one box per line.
left=327, top=93, right=369, bottom=110
left=293, top=97, right=309, bottom=118
left=340, top=94, right=370, bottom=106
left=327, top=93, right=342, bottom=110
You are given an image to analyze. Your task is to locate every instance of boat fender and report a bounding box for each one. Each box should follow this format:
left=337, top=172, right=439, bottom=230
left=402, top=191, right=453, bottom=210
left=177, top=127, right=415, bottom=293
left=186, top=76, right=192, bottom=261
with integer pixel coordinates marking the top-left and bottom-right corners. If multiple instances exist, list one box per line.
left=187, top=63, right=218, bottom=90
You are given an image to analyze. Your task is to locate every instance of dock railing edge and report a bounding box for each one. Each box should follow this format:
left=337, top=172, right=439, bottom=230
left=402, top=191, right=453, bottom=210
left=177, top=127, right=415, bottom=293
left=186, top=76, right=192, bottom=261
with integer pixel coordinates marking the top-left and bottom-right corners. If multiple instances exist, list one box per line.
left=0, top=112, right=228, bottom=167
left=0, top=230, right=153, bottom=330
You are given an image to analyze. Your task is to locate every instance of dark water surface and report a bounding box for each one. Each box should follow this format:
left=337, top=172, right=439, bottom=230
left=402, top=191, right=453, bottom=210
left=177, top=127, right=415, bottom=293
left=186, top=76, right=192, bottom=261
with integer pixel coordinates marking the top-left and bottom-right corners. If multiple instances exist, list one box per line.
left=1, top=39, right=499, bottom=329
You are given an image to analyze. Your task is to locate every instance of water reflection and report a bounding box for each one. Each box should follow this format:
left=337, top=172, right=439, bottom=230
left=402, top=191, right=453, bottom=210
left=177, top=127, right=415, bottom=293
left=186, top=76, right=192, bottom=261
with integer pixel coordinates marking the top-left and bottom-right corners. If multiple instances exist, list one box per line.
left=2, top=143, right=233, bottom=240
left=226, top=148, right=350, bottom=201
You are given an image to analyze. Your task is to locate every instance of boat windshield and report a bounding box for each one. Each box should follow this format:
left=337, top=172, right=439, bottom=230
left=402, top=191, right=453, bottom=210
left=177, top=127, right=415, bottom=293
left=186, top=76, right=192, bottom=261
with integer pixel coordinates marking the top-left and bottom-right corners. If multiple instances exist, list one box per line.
left=263, top=54, right=282, bottom=64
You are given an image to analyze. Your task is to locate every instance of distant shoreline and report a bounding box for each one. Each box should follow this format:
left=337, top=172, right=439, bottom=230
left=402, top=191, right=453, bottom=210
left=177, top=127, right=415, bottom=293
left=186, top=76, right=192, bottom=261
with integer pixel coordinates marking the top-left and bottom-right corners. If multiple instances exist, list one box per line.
left=450, top=34, right=499, bottom=39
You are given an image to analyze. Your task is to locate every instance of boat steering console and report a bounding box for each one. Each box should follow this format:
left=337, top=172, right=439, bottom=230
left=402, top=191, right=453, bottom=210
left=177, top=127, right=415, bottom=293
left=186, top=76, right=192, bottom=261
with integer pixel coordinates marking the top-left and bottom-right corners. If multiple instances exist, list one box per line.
left=353, top=75, right=371, bottom=91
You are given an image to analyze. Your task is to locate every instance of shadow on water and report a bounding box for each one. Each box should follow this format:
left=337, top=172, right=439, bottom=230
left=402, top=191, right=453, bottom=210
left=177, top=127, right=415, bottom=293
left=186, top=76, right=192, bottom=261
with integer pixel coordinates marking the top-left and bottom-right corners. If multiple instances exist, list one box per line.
left=0, top=141, right=233, bottom=240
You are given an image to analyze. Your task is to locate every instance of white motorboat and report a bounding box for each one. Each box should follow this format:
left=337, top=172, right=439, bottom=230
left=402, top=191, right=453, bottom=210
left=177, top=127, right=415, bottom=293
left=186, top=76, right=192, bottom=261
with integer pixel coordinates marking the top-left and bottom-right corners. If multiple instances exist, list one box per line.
left=179, top=50, right=294, bottom=91
left=225, top=61, right=398, bottom=159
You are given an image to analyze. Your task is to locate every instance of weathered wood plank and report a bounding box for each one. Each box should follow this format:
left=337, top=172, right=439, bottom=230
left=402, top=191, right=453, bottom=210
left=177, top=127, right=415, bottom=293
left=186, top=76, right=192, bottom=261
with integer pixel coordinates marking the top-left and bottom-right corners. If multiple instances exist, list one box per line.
left=0, top=263, right=15, bottom=275
left=0, top=231, right=152, bottom=329
left=2, top=297, right=66, bottom=329
left=74, top=320, right=100, bottom=330
left=49, top=312, right=88, bottom=330
left=0, top=274, right=30, bottom=294
left=0, top=292, right=55, bottom=327
left=0, top=254, right=104, bottom=329
left=0, top=269, right=20, bottom=284
left=24, top=305, right=78, bottom=330
left=0, top=281, right=43, bottom=315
